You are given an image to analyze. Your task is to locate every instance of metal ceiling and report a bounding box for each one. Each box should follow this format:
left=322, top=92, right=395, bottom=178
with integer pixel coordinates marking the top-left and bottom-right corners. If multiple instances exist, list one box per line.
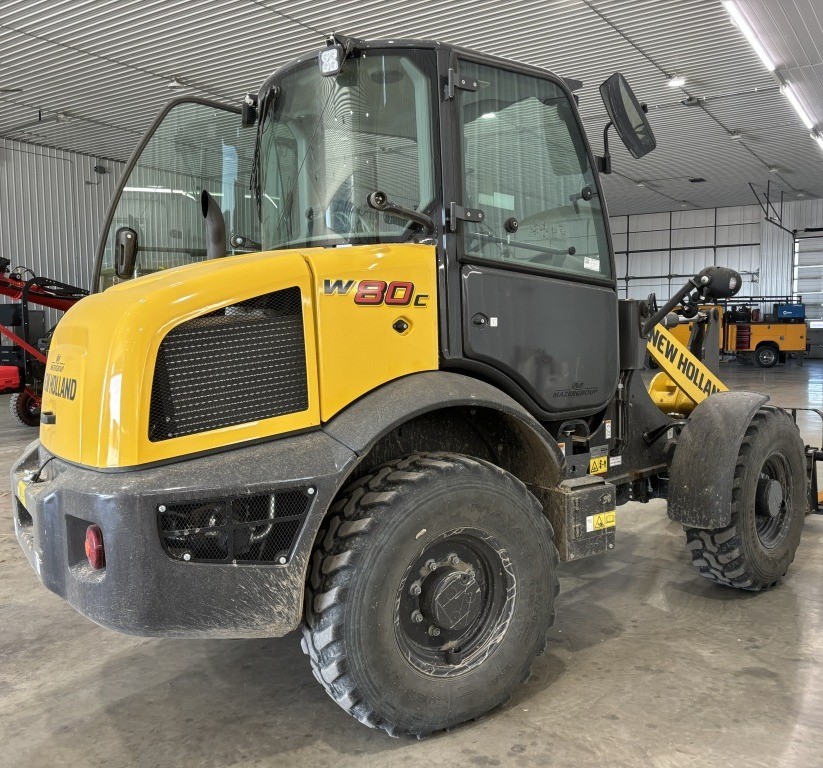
left=0, top=0, right=821, bottom=216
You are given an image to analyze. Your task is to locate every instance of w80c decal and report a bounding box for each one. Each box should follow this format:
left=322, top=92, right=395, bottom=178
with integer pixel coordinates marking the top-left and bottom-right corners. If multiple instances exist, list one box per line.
left=323, top=279, right=429, bottom=307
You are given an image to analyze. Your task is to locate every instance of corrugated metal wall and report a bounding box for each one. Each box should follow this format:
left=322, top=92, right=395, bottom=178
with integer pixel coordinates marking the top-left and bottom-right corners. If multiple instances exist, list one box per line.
left=609, top=200, right=819, bottom=301
left=0, top=138, right=122, bottom=329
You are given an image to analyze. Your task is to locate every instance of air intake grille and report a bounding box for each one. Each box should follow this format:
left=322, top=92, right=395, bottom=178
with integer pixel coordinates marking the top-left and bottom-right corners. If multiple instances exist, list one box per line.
left=158, top=489, right=312, bottom=564
left=149, top=287, right=307, bottom=441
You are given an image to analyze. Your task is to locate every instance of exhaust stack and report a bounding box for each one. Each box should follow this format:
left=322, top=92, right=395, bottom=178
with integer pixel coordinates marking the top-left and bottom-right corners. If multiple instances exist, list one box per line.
left=200, top=190, right=226, bottom=260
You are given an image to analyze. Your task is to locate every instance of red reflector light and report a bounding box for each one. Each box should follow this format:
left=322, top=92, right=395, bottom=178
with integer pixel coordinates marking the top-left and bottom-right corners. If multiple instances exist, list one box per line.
left=85, top=525, right=105, bottom=569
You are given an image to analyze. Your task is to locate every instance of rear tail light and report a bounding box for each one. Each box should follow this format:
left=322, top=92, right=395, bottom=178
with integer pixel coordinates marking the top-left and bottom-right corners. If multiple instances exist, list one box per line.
left=85, top=525, right=105, bottom=569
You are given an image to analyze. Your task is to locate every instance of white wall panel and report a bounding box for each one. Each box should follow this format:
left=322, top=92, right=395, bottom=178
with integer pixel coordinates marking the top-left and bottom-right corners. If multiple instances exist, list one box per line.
left=0, top=139, right=123, bottom=328
left=671, top=227, right=713, bottom=248
left=629, top=229, right=669, bottom=251
left=716, top=205, right=761, bottom=225
left=670, top=209, right=715, bottom=229
left=611, top=231, right=628, bottom=253
left=630, top=212, right=670, bottom=233
left=716, top=222, right=760, bottom=245
left=609, top=201, right=819, bottom=302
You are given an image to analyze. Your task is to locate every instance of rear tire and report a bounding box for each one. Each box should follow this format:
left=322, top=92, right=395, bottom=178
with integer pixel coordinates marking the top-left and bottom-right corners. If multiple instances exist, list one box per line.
left=754, top=344, right=779, bottom=368
left=302, top=453, right=559, bottom=737
left=685, top=408, right=805, bottom=590
left=10, top=391, right=40, bottom=427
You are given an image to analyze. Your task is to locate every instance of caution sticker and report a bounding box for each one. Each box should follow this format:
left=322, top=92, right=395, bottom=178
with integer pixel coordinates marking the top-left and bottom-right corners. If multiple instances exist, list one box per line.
left=17, top=479, right=27, bottom=508
left=589, top=455, right=608, bottom=474
left=586, top=511, right=616, bottom=532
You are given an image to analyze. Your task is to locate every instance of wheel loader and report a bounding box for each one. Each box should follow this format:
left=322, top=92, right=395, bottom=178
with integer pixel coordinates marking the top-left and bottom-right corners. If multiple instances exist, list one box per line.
left=11, top=35, right=820, bottom=737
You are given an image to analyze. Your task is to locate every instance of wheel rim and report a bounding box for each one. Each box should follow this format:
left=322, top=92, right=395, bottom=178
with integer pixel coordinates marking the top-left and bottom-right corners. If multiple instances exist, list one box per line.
left=754, top=453, right=793, bottom=548
left=758, top=348, right=776, bottom=366
left=395, top=527, right=515, bottom=677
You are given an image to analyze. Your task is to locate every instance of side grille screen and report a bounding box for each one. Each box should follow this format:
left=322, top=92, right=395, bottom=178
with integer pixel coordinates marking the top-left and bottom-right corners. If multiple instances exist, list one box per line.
left=149, top=287, right=308, bottom=441
left=158, top=490, right=312, bottom=564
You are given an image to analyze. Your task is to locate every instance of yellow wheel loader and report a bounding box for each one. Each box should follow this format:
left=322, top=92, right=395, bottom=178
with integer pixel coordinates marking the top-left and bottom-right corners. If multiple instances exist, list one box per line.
left=12, top=35, right=820, bottom=737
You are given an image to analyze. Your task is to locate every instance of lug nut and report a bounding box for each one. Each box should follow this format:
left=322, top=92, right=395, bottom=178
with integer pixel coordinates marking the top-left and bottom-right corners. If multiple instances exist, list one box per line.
left=426, top=559, right=438, bottom=572
left=448, top=553, right=460, bottom=565
left=428, top=625, right=441, bottom=637
left=409, top=582, right=422, bottom=596
left=411, top=610, right=424, bottom=623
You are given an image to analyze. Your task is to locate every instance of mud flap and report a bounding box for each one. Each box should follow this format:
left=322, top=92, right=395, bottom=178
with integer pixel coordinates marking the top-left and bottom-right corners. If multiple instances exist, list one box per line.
left=668, top=391, right=768, bottom=528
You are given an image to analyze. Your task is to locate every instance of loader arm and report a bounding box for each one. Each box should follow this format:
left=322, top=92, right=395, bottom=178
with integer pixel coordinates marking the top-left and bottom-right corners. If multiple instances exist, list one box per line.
left=646, top=324, right=728, bottom=411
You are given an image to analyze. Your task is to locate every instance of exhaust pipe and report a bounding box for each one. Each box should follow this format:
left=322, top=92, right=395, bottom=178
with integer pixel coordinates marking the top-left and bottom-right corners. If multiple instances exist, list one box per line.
left=200, top=190, right=226, bottom=260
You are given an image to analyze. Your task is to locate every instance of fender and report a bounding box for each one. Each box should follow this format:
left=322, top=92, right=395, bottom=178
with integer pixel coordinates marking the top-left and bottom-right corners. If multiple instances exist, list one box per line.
left=322, top=371, right=564, bottom=482
left=668, top=391, right=769, bottom=528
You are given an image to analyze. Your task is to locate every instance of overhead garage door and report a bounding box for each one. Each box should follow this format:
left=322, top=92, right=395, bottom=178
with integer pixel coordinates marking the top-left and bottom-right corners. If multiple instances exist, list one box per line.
left=795, top=236, right=823, bottom=321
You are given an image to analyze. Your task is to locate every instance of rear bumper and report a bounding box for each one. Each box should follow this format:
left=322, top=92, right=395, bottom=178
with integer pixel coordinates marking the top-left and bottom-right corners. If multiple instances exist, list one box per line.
left=11, top=432, right=356, bottom=638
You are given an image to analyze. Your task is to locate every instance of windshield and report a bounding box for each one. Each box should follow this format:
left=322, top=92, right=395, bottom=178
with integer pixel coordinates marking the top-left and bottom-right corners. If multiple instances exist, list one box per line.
left=258, top=50, right=437, bottom=250
left=97, top=100, right=259, bottom=291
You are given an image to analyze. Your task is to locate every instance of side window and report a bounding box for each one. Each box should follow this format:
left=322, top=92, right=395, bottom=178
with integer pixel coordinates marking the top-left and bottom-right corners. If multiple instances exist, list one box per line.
left=459, top=61, right=611, bottom=280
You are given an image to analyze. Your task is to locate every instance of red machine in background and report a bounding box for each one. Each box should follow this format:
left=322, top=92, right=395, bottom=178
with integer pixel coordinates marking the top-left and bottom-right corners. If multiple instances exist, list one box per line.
left=0, top=257, right=87, bottom=425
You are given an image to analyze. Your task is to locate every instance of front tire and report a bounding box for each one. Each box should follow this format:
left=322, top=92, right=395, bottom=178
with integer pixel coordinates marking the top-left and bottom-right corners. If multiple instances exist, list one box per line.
left=685, top=407, right=805, bottom=590
left=10, top=391, right=40, bottom=427
left=302, top=453, right=559, bottom=737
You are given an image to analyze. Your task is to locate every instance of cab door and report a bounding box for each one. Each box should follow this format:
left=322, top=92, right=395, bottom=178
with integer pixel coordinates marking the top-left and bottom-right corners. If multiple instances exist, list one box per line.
left=452, top=58, right=618, bottom=415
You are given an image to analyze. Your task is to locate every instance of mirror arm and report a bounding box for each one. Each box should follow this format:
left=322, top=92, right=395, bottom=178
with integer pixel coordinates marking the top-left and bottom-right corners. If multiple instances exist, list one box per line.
left=596, top=121, right=614, bottom=174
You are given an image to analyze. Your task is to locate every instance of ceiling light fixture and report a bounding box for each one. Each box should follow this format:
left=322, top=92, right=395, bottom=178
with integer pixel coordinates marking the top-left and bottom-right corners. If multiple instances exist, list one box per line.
left=813, top=133, right=823, bottom=155
left=167, top=76, right=184, bottom=91
left=667, top=74, right=686, bottom=88
left=781, top=83, right=816, bottom=130
left=722, top=0, right=776, bottom=71
left=729, top=130, right=743, bottom=141
left=635, top=180, right=646, bottom=187
left=768, top=165, right=779, bottom=173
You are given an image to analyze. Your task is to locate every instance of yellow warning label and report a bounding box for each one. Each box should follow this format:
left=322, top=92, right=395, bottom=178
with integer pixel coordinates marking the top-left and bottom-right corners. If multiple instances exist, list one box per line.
left=589, top=455, right=608, bottom=475
left=586, top=511, right=616, bottom=533
left=17, top=479, right=27, bottom=507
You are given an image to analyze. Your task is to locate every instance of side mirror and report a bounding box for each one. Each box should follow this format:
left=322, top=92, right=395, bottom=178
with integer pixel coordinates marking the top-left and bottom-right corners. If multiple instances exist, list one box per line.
left=599, top=73, right=656, bottom=159
left=114, top=226, right=138, bottom=278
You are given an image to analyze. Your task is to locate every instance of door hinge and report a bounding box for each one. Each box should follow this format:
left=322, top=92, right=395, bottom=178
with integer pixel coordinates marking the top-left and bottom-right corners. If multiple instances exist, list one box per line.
left=445, top=68, right=479, bottom=99
left=449, top=202, right=485, bottom=232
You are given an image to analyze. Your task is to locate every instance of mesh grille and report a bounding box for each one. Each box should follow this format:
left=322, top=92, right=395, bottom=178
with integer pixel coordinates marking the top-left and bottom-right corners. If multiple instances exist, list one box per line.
left=158, top=489, right=312, bottom=564
left=149, top=287, right=308, bottom=441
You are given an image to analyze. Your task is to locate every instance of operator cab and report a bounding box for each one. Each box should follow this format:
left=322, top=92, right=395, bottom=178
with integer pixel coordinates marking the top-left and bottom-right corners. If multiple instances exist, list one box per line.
left=93, top=36, right=655, bottom=421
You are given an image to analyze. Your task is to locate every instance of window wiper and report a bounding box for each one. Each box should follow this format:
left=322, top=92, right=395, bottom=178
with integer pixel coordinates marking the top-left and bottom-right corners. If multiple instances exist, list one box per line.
left=366, top=191, right=435, bottom=236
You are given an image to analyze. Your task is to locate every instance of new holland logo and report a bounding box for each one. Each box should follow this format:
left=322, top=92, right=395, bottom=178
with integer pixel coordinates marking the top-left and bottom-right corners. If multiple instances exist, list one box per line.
left=43, top=372, right=77, bottom=401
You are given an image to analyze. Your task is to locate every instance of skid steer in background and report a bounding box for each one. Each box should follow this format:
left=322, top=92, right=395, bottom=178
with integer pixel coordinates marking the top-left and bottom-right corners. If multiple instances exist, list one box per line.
left=12, top=35, right=821, bottom=737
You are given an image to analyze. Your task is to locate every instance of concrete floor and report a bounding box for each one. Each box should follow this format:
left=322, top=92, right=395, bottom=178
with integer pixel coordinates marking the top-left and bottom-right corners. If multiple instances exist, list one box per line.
left=2, top=363, right=823, bottom=767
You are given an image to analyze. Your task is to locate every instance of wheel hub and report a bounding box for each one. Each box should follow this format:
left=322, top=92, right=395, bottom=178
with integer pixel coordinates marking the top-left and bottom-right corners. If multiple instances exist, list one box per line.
left=757, top=477, right=784, bottom=519
left=420, top=569, right=482, bottom=631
